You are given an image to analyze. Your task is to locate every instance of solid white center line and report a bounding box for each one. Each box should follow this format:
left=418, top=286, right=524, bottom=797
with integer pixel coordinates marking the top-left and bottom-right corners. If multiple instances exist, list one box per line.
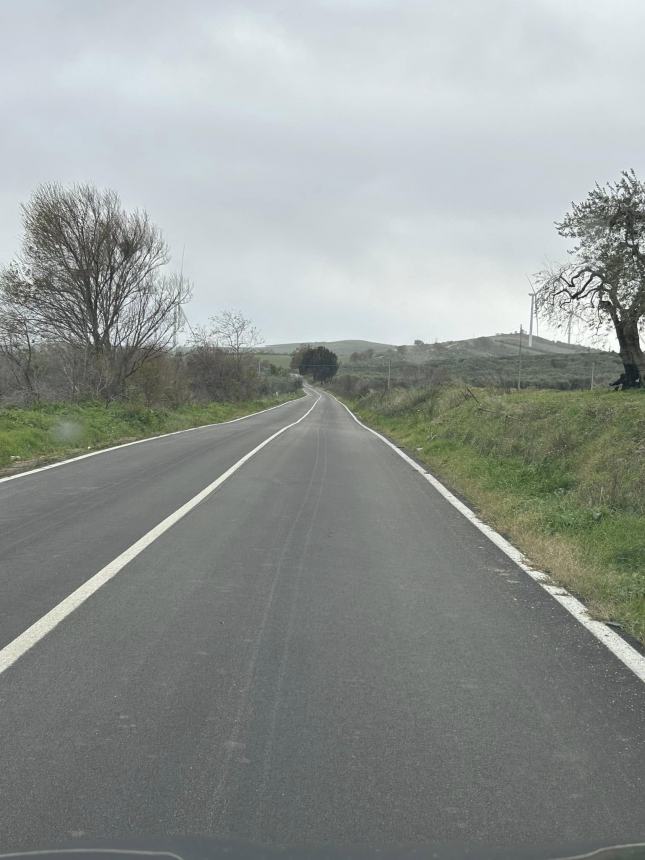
left=0, top=394, right=320, bottom=677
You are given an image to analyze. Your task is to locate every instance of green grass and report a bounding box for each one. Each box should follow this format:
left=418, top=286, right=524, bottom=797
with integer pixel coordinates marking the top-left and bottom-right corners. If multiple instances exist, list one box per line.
left=339, top=350, right=622, bottom=390
left=339, top=386, right=645, bottom=645
left=256, top=352, right=293, bottom=369
left=0, top=392, right=303, bottom=474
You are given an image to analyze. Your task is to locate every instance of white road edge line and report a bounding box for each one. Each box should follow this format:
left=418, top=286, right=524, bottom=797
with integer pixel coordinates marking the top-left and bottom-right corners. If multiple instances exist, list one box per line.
left=0, top=394, right=320, bottom=677
left=332, top=394, right=645, bottom=684
left=0, top=392, right=308, bottom=485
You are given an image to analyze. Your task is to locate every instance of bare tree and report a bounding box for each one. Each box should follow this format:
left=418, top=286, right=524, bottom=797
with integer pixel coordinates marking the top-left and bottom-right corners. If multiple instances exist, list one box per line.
left=187, top=319, right=259, bottom=401
left=0, top=301, right=41, bottom=402
left=209, top=310, right=261, bottom=370
left=535, top=170, right=645, bottom=388
left=43, top=342, right=98, bottom=402
left=0, top=183, right=190, bottom=400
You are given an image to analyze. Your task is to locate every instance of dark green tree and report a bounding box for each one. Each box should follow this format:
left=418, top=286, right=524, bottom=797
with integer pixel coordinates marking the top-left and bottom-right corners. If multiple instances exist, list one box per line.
left=290, top=344, right=312, bottom=371
left=298, top=346, right=338, bottom=382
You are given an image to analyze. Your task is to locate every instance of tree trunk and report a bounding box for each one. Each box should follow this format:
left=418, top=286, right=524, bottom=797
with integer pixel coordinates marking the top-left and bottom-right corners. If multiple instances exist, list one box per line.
left=615, top=318, right=644, bottom=388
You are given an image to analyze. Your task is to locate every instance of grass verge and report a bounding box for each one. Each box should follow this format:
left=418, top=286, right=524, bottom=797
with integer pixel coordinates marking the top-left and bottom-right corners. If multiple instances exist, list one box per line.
left=337, top=386, right=645, bottom=647
left=0, top=392, right=303, bottom=476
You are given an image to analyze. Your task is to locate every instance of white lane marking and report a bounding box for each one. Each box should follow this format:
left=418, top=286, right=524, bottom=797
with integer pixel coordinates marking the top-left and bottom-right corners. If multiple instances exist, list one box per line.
left=0, top=392, right=308, bottom=485
left=0, top=395, right=320, bottom=677
left=332, top=394, right=645, bottom=684
left=0, top=852, right=185, bottom=860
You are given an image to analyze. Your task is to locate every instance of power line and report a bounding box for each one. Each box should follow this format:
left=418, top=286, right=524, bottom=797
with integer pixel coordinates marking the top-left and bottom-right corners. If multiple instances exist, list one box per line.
left=172, top=243, right=198, bottom=349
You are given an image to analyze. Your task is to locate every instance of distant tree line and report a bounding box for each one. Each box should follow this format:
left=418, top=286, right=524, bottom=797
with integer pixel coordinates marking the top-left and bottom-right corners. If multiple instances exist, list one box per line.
left=332, top=349, right=622, bottom=396
left=0, top=183, right=299, bottom=405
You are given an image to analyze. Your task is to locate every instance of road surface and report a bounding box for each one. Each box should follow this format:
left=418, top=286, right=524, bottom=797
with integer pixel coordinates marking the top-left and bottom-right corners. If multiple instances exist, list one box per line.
left=0, top=389, right=643, bottom=852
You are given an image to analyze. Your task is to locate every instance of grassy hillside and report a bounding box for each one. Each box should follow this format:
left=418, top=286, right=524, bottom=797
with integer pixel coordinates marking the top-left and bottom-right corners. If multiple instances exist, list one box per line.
left=263, top=334, right=620, bottom=389
left=256, top=352, right=293, bottom=369
left=403, top=333, right=591, bottom=363
left=338, top=386, right=645, bottom=645
left=338, top=350, right=622, bottom=391
left=0, top=393, right=302, bottom=475
left=263, top=339, right=396, bottom=357
left=264, top=333, right=599, bottom=362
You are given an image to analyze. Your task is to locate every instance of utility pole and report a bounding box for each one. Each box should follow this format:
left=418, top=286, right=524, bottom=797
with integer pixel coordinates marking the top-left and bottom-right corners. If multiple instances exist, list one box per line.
left=517, top=325, right=523, bottom=391
left=526, top=275, right=536, bottom=348
left=172, top=305, right=179, bottom=352
left=387, top=358, right=391, bottom=392
left=173, top=244, right=186, bottom=353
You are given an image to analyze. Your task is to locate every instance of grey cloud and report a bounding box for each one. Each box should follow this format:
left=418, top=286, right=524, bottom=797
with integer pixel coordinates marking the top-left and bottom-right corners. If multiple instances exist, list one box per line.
left=1, top=0, right=644, bottom=344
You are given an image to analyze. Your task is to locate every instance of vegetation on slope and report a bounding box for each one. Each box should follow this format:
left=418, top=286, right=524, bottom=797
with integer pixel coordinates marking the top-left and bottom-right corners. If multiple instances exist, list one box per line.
left=336, top=350, right=622, bottom=392
left=0, top=393, right=302, bottom=474
left=262, top=339, right=395, bottom=357
left=338, top=385, right=645, bottom=645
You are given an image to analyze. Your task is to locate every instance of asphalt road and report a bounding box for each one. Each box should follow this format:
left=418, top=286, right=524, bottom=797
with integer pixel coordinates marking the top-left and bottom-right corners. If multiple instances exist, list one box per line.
left=0, top=389, right=643, bottom=853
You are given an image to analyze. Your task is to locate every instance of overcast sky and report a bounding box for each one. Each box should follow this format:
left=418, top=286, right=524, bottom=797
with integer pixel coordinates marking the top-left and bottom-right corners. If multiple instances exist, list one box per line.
left=1, top=0, right=644, bottom=346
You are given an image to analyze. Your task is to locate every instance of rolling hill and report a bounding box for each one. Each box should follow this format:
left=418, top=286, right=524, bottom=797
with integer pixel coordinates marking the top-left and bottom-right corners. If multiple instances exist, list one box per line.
left=264, top=333, right=621, bottom=390
left=261, top=339, right=395, bottom=357
left=263, top=334, right=597, bottom=361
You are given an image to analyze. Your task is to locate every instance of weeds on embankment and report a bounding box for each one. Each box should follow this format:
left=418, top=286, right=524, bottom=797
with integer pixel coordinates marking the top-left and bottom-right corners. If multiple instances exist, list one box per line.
left=341, top=386, right=645, bottom=646
left=0, top=393, right=302, bottom=475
